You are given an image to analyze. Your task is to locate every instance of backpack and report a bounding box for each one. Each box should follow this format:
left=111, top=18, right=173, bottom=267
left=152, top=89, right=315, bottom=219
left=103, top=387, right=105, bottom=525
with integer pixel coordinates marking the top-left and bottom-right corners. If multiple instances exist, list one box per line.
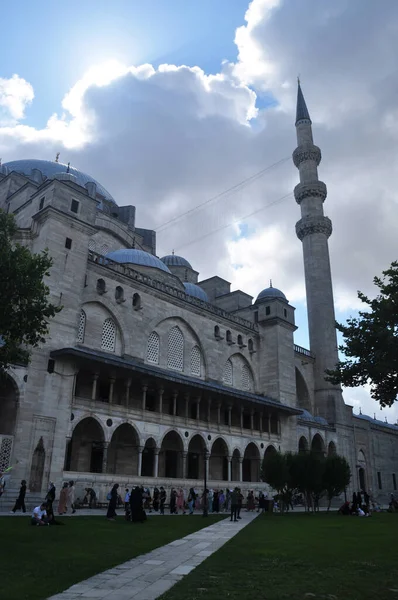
left=107, top=491, right=112, bottom=501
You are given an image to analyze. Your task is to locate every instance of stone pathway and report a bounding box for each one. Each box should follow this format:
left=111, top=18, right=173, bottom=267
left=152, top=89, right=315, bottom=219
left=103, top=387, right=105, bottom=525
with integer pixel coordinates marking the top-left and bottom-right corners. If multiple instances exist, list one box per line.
left=48, top=512, right=258, bottom=600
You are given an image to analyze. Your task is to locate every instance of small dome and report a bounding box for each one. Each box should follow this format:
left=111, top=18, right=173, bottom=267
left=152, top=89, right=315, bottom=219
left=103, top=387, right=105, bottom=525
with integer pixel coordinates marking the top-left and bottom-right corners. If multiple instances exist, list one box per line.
left=256, top=285, right=287, bottom=303
left=106, top=249, right=171, bottom=273
left=183, top=282, right=209, bottom=302
left=161, top=254, right=192, bottom=269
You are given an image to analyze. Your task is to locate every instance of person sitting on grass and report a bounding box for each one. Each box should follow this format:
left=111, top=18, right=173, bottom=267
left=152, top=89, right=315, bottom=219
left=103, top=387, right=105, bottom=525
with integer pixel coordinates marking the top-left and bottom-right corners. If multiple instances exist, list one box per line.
left=338, top=501, right=350, bottom=515
left=31, top=503, right=49, bottom=526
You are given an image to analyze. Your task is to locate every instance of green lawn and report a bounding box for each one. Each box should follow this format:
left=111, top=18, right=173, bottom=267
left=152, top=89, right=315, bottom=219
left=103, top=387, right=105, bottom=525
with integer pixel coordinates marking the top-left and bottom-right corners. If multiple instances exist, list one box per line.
left=1, top=515, right=225, bottom=600
left=160, top=512, right=398, bottom=600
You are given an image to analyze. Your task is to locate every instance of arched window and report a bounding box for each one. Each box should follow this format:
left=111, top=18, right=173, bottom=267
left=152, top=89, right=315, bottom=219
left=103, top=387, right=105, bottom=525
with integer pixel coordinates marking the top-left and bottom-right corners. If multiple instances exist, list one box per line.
left=146, top=332, right=160, bottom=364
left=115, top=286, right=124, bottom=303
left=96, top=279, right=106, bottom=295
left=167, top=326, right=184, bottom=371
left=237, top=334, right=243, bottom=346
left=100, top=244, right=109, bottom=255
left=223, top=359, right=233, bottom=386
left=133, top=293, right=141, bottom=310
left=190, top=346, right=201, bottom=377
left=88, top=239, right=96, bottom=252
left=77, top=309, right=86, bottom=343
left=241, top=364, right=253, bottom=391
left=101, top=318, right=116, bottom=352
left=248, top=339, right=254, bottom=353
left=226, top=330, right=232, bottom=343
left=214, top=325, right=220, bottom=339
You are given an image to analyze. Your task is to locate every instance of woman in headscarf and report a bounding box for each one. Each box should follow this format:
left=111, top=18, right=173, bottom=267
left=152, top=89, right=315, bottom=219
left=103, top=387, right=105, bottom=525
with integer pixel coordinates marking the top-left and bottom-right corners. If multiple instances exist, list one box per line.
left=188, top=488, right=196, bottom=514
left=176, top=488, right=185, bottom=514
left=58, top=482, right=69, bottom=515
left=170, top=488, right=177, bottom=514
left=153, top=487, right=160, bottom=512
left=106, top=483, right=119, bottom=521
left=130, top=486, right=147, bottom=522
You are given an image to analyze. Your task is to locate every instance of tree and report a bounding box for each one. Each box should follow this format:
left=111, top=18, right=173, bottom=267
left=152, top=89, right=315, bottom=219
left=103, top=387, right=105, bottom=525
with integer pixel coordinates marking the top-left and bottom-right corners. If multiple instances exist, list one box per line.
left=261, top=451, right=299, bottom=513
left=323, top=455, right=351, bottom=510
left=326, top=261, right=398, bottom=407
left=0, top=210, right=61, bottom=372
left=292, top=451, right=325, bottom=512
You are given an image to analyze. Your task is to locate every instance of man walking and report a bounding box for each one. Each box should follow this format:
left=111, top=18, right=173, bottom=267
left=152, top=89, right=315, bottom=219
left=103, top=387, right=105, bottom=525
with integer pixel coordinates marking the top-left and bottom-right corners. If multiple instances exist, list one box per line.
left=230, top=487, right=238, bottom=522
left=11, top=479, right=27, bottom=513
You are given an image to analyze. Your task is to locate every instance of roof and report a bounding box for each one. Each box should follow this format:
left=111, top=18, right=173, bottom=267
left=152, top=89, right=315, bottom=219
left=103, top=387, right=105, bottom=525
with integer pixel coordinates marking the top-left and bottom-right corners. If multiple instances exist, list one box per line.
left=355, top=413, right=398, bottom=432
left=296, top=82, right=312, bottom=125
left=298, top=409, right=329, bottom=426
left=3, top=159, right=116, bottom=204
left=161, top=254, right=192, bottom=269
left=183, top=282, right=209, bottom=302
left=105, top=249, right=171, bottom=273
left=50, top=346, right=301, bottom=415
left=256, top=286, right=287, bottom=302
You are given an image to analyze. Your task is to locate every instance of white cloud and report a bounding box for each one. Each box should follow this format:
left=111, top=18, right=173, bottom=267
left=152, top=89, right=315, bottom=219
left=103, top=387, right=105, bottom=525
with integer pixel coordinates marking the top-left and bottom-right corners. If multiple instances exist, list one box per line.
left=0, top=74, right=34, bottom=125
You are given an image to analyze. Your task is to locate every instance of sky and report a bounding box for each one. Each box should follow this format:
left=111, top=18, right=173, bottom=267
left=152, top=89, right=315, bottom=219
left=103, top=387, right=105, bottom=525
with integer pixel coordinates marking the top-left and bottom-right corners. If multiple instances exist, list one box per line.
left=1, top=0, right=398, bottom=423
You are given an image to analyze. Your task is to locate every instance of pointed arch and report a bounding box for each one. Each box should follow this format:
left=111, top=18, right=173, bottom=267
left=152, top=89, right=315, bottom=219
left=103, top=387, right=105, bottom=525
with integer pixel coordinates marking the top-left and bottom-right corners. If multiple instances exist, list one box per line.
left=101, top=317, right=116, bottom=352
left=223, top=359, right=233, bottom=386
left=299, top=436, right=309, bottom=453
left=311, top=433, right=325, bottom=455
left=243, top=442, right=261, bottom=482
left=209, top=437, right=229, bottom=481
left=69, top=417, right=105, bottom=473
left=146, top=331, right=160, bottom=364
left=159, top=430, right=184, bottom=478
left=190, top=345, right=202, bottom=377
left=77, top=309, right=86, bottom=343
left=29, top=437, right=45, bottom=493
left=142, top=437, right=157, bottom=477
left=328, top=441, right=337, bottom=456
left=167, top=326, right=184, bottom=371
left=107, top=423, right=139, bottom=475
left=187, top=434, right=206, bottom=479
left=231, top=448, right=241, bottom=482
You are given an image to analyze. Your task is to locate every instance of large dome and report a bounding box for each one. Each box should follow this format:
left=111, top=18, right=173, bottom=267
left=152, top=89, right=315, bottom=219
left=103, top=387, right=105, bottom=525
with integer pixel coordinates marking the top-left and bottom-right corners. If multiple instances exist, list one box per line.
left=256, top=285, right=287, bottom=303
left=183, top=282, right=209, bottom=302
left=161, top=254, right=192, bottom=269
left=106, top=249, right=171, bottom=273
left=3, top=159, right=116, bottom=205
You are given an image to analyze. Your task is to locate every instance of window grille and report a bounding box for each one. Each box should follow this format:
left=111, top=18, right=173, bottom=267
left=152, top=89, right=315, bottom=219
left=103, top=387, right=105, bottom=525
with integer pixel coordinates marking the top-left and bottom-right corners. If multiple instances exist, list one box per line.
left=101, top=318, right=116, bottom=352
left=146, top=332, right=160, bottom=364
left=223, top=359, right=233, bottom=386
left=190, top=345, right=201, bottom=377
left=77, top=310, right=86, bottom=343
left=167, top=326, right=184, bottom=371
left=0, top=436, right=13, bottom=472
left=88, top=239, right=96, bottom=252
left=100, top=244, right=109, bottom=255
left=241, top=364, right=253, bottom=391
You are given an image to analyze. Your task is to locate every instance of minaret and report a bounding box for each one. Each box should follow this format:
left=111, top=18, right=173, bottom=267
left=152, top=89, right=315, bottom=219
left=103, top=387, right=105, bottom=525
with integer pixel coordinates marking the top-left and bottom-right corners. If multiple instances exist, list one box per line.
left=293, top=81, right=344, bottom=424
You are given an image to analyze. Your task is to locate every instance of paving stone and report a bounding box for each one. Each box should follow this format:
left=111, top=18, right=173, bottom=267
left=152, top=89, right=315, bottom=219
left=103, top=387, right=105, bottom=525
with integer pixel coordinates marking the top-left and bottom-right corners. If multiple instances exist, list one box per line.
left=170, top=565, right=195, bottom=576
left=143, top=560, right=165, bottom=566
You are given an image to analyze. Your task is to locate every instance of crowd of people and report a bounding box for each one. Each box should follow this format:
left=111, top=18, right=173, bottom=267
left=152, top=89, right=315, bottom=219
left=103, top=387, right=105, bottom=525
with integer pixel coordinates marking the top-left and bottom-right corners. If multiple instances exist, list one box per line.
left=10, top=479, right=75, bottom=525
left=338, top=490, right=377, bottom=517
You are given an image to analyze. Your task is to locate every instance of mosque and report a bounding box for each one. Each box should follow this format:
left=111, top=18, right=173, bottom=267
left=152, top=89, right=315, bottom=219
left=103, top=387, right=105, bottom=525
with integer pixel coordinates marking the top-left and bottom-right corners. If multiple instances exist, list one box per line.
left=0, top=84, right=397, bottom=507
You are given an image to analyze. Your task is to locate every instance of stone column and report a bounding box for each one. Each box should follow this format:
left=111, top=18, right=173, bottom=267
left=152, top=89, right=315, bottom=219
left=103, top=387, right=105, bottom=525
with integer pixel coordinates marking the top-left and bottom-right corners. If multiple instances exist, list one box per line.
left=102, top=442, right=109, bottom=474
left=91, top=373, right=99, bottom=401
left=205, top=452, right=210, bottom=481
left=239, top=457, right=243, bottom=482
left=182, top=452, right=187, bottom=479
left=228, top=456, right=232, bottom=481
left=240, top=407, right=244, bottom=431
left=158, top=388, right=164, bottom=414
left=142, top=385, right=148, bottom=411
left=196, top=397, right=201, bottom=420
left=259, top=412, right=263, bottom=435
left=173, top=391, right=178, bottom=416
left=109, top=377, right=115, bottom=404
left=125, top=378, right=132, bottom=408
left=138, top=446, right=143, bottom=477
left=154, top=449, right=160, bottom=478
left=250, top=409, right=254, bottom=434
left=207, top=397, right=211, bottom=424
left=217, top=402, right=221, bottom=426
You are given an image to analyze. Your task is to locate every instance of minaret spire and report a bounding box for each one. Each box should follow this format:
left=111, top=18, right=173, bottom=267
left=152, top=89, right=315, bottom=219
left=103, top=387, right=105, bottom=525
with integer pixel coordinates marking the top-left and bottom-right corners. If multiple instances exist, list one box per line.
left=293, top=81, right=344, bottom=425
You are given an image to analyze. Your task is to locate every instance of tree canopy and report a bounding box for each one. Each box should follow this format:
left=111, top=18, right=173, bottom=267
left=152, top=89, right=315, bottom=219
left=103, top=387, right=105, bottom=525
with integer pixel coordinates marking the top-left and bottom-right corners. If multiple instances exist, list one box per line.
left=0, top=210, right=61, bottom=372
left=326, top=261, right=398, bottom=408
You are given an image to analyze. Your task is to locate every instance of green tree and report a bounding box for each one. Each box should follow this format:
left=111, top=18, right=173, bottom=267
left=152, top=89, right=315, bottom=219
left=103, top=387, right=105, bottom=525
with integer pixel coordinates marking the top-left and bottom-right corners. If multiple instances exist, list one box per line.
left=293, top=451, right=325, bottom=512
left=323, top=455, right=351, bottom=510
left=326, top=261, right=398, bottom=407
left=261, top=451, right=298, bottom=513
left=0, top=210, right=60, bottom=372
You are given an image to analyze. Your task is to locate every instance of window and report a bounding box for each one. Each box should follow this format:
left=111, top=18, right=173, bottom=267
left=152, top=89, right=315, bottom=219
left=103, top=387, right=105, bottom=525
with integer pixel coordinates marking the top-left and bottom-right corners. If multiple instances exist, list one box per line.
left=214, top=325, right=220, bottom=338
left=190, top=346, right=201, bottom=377
left=115, top=286, right=124, bottom=303
left=393, top=473, right=397, bottom=491
left=133, top=293, right=141, bottom=310
left=167, top=326, right=184, bottom=371
left=101, top=318, right=116, bottom=352
left=70, top=199, right=79, bottom=214
left=248, top=339, right=254, bottom=353
left=101, top=244, right=109, bottom=255
left=223, top=359, right=233, bottom=386
left=226, top=330, right=232, bottom=343
left=237, top=334, right=243, bottom=346
left=284, top=308, right=287, bottom=318
left=39, top=197, right=45, bottom=210
left=77, top=310, right=86, bottom=343
left=241, top=364, right=253, bottom=391
left=266, top=306, right=271, bottom=316
left=65, top=237, right=72, bottom=250
left=377, top=471, right=382, bottom=490
left=88, top=239, right=96, bottom=252
left=47, top=359, right=55, bottom=374
left=146, top=332, right=160, bottom=364
left=96, top=279, right=106, bottom=294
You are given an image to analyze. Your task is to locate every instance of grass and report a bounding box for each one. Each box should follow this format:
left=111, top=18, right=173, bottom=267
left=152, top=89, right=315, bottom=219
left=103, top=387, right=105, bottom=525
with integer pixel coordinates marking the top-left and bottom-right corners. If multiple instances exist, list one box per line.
left=160, top=512, right=398, bottom=600
left=1, top=514, right=225, bottom=600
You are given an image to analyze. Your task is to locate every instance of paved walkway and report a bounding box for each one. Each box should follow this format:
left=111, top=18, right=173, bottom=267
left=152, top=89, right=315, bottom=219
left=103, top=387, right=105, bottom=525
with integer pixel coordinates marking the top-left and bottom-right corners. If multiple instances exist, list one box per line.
left=47, top=512, right=258, bottom=600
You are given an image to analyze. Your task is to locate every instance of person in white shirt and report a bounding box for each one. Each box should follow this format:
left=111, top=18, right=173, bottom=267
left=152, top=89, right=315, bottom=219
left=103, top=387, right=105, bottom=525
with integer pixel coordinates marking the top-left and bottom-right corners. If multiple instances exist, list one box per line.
left=32, top=503, right=49, bottom=526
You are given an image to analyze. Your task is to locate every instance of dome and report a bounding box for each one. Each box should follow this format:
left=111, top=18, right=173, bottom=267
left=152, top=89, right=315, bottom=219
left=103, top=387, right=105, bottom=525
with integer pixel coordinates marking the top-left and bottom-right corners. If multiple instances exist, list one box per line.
left=183, top=282, right=209, bottom=302
left=105, top=249, right=171, bottom=273
left=256, top=285, right=287, bottom=303
left=161, top=254, right=192, bottom=269
left=3, top=159, right=116, bottom=205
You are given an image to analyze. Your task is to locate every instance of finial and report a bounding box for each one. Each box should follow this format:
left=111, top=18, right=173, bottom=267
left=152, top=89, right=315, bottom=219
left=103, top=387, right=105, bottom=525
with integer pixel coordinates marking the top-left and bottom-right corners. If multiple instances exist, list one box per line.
left=66, top=162, right=70, bottom=173
left=172, top=250, right=175, bottom=255
left=297, top=74, right=301, bottom=85
left=269, top=279, right=273, bottom=288
left=385, top=417, right=388, bottom=423
left=0, top=158, right=2, bottom=167
left=55, top=152, right=60, bottom=163
left=374, top=413, right=376, bottom=420
left=359, top=407, right=362, bottom=415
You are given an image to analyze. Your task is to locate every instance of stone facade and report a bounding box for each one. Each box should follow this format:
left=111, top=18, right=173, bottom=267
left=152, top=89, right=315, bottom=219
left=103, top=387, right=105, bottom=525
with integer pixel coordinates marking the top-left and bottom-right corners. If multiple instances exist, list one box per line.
left=0, top=90, right=397, bottom=508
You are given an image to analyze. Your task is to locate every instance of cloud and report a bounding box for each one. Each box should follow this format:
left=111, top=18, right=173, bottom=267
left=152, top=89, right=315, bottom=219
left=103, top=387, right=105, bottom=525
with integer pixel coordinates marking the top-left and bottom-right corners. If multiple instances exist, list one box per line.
left=0, top=75, right=34, bottom=125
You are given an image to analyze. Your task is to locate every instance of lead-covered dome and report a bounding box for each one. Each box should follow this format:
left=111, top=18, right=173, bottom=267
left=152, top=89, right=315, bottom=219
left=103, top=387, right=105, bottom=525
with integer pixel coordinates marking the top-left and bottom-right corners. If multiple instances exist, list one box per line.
left=256, top=285, right=287, bottom=303
left=106, top=249, right=171, bottom=273
left=3, top=159, right=116, bottom=204
left=183, top=282, right=209, bottom=302
left=161, top=254, right=192, bottom=269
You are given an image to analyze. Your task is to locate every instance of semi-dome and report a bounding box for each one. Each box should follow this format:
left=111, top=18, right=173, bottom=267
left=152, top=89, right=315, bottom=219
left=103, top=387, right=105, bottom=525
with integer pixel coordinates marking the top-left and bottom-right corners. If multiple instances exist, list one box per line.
left=106, top=249, right=171, bottom=273
left=256, top=283, right=287, bottom=303
left=161, top=254, right=192, bottom=269
left=3, top=159, right=116, bottom=205
left=183, top=282, right=209, bottom=302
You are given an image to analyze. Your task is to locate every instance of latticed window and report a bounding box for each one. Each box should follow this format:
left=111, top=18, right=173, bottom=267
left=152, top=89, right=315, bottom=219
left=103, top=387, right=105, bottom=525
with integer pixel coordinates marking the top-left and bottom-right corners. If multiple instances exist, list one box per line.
left=88, top=239, right=96, bottom=252
left=100, top=244, right=109, bottom=255
left=0, top=436, right=13, bottom=472
left=241, top=364, right=253, bottom=391
left=223, top=359, right=233, bottom=386
left=77, top=309, right=86, bottom=343
left=167, top=326, right=184, bottom=371
left=146, top=331, right=160, bottom=364
left=190, top=345, right=201, bottom=377
left=101, top=318, right=116, bottom=352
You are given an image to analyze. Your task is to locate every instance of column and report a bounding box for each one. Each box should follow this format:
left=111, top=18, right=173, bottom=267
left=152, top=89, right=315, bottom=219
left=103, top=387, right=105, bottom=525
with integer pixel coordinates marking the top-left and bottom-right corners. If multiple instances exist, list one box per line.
left=250, top=409, right=254, bottom=434
left=138, top=446, right=143, bottom=476
left=239, top=457, right=243, bottom=482
left=240, top=407, right=244, bottom=431
left=182, top=451, right=187, bottom=479
left=102, top=442, right=109, bottom=474
left=185, top=393, right=189, bottom=419
left=109, top=377, right=115, bottom=404
left=91, top=373, right=99, bottom=401
left=228, top=405, right=232, bottom=428
left=205, top=452, right=210, bottom=481
left=173, top=391, right=178, bottom=416
left=228, top=456, right=232, bottom=481
left=207, top=397, right=211, bottom=423
left=142, top=385, right=148, bottom=411
left=217, top=402, right=221, bottom=426
left=125, top=378, right=132, bottom=408
left=259, top=412, right=263, bottom=435
left=158, top=388, right=164, bottom=414
left=196, top=397, right=201, bottom=420
left=154, top=449, right=160, bottom=478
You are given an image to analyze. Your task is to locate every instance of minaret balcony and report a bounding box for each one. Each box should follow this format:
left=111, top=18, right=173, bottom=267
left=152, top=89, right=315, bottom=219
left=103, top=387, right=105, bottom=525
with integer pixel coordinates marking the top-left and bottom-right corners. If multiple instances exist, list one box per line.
left=293, top=144, right=322, bottom=168
left=296, top=215, right=332, bottom=241
left=294, top=180, right=327, bottom=205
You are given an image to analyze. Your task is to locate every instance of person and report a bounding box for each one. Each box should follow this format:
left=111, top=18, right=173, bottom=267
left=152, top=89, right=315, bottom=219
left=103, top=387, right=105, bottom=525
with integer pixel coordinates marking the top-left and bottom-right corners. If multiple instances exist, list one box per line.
left=11, top=480, right=27, bottom=513
left=225, top=489, right=231, bottom=513
left=130, top=486, right=147, bottom=522
left=188, top=488, right=196, bottom=514
left=170, top=488, right=177, bottom=514
left=338, top=501, right=350, bottom=515
left=213, top=490, right=220, bottom=513
left=258, top=492, right=266, bottom=514
left=352, top=492, right=358, bottom=512
left=84, top=487, right=97, bottom=508
left=237, top=488, right=243, bottom=519
left=219, top=489, right=225, bottom=511
left=153, top=487, right=160, bottom=512
left=247, top=490, right=255, bottom=511
left=0, top=471, right=6, bottom=498
left=363, top=490, right=370, bottom=509
left=159, top=487, right=166, bottom=515
left=31, top=503, right=49, bottom=526
left=58, top=482, right=69, bottom=515
left=207, top=489, right=214, bottom=513
left=106, top=484, right=119, bottom=521
left=230, top=487, right=238, bottom=522
left=68, top=480, right=76, bottom=514
left=357, top=491, right=363, bottom=509
left=177, top=488, right=185, bottom=514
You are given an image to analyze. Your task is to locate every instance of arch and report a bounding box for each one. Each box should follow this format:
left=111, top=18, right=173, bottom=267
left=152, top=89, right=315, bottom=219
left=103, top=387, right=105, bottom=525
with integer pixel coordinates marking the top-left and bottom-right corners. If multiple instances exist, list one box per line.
left=295, top=367, right=311, bottom=411
left=214, top=325, right=220, bottom=338
left=167, top=326, right=184, bottom=371
left=248, top=338, right=254, bottom=353
left=0, top=373, right=19, bottom=436
left=101, top=317, right=116, bottom=352
left=225, top=353, right=256, bottom=391
left=159, top=430, right=184, bottom=478
left=107, top=423, right=139, bottom=476
left=190, top=345, right=202, bottom=377
left=243, top=442, right=261, bottom=482
left=226, top=330, right=232, bottom=343
left=96, top=278, right=106, bottom=295
left=29, top=437, right=45, bottom=492
left=237, top=334, right=243, bottom=346
left=146, top=331, right=160, bottom=365
left=209, top=437, right=229, bottom=481
left=187, top=434, right=206, bottom=479
left=299, top=436, right=309, bottom=453
left=115, top=286, right=124, bottom=303
left=241, top=364, right=254, bottom=391
left=358, top=449, right=366, bottom=464
left=264, top=444, right=277, bottom=458
left=77, top=309, right=86, bottom=343
left=231, top=448, right=241, bottom=481
left=132, top=293, right=141, bottom=310
left=311, top=433, right=325, bottom=455
left=328, top=441, right=337, bottom=456
left=223, top=359, right=233, bottom=386
left=141, top=437, right=157, bottom=477
left=358, top=449, right=367, bottom=491
left=80, top=300, right=126, bottom=355
left=69, top=417, right=105, bottom=473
